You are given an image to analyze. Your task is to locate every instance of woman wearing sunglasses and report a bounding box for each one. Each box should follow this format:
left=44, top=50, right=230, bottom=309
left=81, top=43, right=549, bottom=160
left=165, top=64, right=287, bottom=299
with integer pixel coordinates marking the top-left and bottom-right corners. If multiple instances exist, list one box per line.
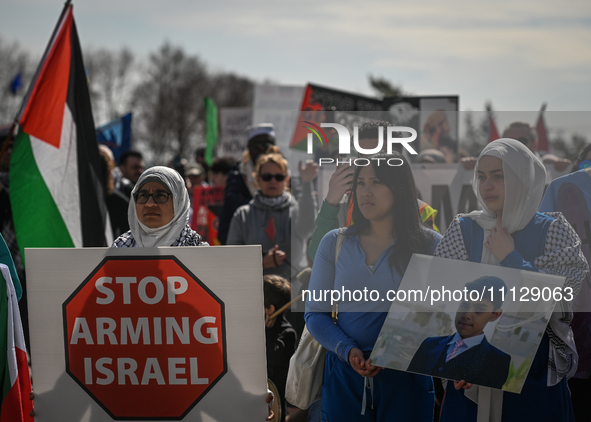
left=227, top=152, right=317, bottom=279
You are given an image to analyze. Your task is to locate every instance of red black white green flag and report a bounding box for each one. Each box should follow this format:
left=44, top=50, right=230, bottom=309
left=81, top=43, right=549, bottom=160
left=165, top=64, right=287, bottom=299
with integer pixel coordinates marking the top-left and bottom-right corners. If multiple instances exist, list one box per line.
left=10, top=3, right=107, bottom=258
left=0, top=263, right=33, bottom=421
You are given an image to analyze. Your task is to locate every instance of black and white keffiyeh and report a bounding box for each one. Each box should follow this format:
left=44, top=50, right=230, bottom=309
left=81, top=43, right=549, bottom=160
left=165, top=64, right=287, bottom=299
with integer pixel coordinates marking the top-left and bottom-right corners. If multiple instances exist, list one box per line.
left=435, top=212, right=587, bottom=422
left=127, top=166, right=193, bottom=247
left=111, top=166, right=208, bottom=248
left=112, top=225, right=208, bottom=248
left=435, top=212, right=588, bottom=383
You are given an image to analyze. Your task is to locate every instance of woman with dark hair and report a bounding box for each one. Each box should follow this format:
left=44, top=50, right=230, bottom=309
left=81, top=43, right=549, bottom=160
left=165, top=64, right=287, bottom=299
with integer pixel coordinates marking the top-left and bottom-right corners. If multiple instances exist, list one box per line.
left=305, top=153, right=441, bottom=421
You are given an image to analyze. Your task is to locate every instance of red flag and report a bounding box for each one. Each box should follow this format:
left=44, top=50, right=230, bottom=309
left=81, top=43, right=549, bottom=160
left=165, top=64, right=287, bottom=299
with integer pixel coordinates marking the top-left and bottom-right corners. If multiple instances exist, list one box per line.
left=536, top=103, right=549, bottom=153
left=487, top=104, right=500, bottom=143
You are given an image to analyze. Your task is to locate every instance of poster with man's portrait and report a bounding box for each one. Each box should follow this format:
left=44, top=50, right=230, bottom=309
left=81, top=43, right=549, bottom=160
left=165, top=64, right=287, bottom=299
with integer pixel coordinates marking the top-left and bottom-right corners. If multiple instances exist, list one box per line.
left=384, top=96, right=459, bottom=163
left=370, top=255, right=568, bottom=393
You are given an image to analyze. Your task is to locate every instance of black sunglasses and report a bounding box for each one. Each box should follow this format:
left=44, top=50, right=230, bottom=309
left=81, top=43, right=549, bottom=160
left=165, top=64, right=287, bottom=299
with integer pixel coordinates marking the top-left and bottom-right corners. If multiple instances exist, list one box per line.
left=259, top=173, right=286, bottom=182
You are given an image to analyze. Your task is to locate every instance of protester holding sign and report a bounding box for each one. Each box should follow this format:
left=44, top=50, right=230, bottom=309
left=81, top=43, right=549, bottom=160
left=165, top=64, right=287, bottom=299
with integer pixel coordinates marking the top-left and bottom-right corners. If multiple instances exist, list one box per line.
left=305, top=153, right=441, bottom=421
left=109, top=165, right=275, bottom=420
left=434, top=138, right=587, bottom=422
left=111, top=166, right=208, bottom=248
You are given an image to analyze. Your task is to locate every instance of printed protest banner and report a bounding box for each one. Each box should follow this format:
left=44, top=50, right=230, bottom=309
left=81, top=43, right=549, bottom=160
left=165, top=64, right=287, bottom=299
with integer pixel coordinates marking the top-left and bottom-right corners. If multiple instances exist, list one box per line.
left=384, top=96, right=459, bottom=162
left=190, top=186, right=225, bottom=245
left=253, top=84, right=305, bottom=170
left=371, top=255, right=567, bottom=393
left=253, top=85, right=304, bottom=147
left=26, top=246, right=267, bottom=421
left=218, top=108, right=251, bottom=161
left=289, top=84, right=383, bottom=153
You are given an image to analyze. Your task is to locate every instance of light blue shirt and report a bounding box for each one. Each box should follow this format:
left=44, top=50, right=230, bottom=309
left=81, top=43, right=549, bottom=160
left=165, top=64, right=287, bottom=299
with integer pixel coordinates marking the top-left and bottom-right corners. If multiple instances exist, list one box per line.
left=305, top=226, right=441, bottom=363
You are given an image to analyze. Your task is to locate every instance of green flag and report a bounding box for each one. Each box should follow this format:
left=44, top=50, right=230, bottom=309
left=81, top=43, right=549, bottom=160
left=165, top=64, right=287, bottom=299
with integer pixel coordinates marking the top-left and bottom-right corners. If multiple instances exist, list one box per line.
left=204, top=97, right=219, bottom=166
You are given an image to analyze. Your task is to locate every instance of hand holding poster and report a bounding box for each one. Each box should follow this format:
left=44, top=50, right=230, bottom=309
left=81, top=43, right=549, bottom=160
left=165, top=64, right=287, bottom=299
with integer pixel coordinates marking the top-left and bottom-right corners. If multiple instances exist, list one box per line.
left=370, top=255, right=568, bottom=393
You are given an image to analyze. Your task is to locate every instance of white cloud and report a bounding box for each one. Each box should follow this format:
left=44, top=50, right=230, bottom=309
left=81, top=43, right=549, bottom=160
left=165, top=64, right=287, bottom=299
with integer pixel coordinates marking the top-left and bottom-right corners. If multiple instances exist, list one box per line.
left=1, top=0, right=590, bottom=111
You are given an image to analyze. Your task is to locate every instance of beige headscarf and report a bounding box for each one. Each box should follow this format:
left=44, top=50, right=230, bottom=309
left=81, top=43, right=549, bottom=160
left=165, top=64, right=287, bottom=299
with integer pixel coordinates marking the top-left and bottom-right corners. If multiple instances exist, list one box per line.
left=466, top=138, right=546, bottom=265
left=128, top=166, right=190, bottom=247
left=463, top=138, right=546, bottom=422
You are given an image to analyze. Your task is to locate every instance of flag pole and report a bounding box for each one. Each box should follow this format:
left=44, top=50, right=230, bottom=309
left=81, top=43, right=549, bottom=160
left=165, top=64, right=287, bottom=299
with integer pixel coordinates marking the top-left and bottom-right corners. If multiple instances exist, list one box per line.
left=536, top=102, right=549, bottom=153
left=0, top=123, right=16, bottom=166
left=538, top=102, right=547, bottom=118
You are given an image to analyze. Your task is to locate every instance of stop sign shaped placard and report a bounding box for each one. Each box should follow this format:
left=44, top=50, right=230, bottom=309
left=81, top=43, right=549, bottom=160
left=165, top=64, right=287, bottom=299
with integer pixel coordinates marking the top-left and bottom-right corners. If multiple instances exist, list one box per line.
left=63, top=256, right=226, bottom=419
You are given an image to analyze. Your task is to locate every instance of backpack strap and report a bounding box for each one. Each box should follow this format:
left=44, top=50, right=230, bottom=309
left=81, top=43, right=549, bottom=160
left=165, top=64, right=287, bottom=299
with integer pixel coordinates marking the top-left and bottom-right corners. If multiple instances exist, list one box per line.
left=332, top=227, right=347, bottom=321
left=335, top=227, right=347, bottom=265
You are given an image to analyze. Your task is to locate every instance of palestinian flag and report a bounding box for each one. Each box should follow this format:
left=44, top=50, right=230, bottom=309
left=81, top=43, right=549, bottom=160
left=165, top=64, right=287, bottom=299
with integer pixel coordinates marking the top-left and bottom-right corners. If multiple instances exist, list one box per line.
left=0, top=264, right=33, bottom=421
left=10, top=4, right=107, bottom=259
left=486, top=104, right=500, bottom=143
left=536, top=103, right=550, bottom=153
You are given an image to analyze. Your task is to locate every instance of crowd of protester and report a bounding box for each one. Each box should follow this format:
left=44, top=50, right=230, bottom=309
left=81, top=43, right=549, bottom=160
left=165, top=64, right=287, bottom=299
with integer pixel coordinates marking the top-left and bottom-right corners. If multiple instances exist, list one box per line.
left=2, top=119, right=591, bottom=422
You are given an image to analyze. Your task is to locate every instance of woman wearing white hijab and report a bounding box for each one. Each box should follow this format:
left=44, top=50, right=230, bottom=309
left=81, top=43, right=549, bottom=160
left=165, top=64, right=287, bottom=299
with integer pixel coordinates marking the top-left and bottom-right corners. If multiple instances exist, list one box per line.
left=111, top=166, right=276, bottom=420
left=112, top=166, right=208, bottom=247
left=434, top=139, right=587, bottom=422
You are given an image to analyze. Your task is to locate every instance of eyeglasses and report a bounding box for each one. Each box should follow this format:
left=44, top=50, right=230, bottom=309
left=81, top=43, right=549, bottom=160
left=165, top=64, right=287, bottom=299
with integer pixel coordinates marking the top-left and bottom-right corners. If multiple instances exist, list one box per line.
left=578, top=160, right=591, bottom=170
left=259, top=173, right=286, bottom=182
left=134, top=191, right=172, bottom=204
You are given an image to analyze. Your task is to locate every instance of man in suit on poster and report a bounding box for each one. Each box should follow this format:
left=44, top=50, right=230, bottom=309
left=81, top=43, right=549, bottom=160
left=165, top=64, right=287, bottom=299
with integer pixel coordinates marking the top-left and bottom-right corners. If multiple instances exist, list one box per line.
left=407, top=276, right=511, bottom=389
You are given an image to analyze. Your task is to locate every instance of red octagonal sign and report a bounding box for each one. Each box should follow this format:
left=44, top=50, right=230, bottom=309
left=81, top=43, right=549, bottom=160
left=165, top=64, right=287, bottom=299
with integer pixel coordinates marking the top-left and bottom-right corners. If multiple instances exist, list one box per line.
left=63, top=256, right=226, bottom=420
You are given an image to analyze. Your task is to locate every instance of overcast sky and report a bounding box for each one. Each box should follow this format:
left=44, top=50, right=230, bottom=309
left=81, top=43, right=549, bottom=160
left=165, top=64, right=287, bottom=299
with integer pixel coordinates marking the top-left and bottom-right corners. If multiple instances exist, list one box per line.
left=2, top=0, right=590, bottom=119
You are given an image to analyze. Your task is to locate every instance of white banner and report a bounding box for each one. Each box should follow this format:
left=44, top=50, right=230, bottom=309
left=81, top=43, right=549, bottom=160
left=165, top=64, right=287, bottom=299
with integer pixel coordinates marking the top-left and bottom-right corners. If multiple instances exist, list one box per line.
left=253, top=84, right=306, bottom=170
left=26, top=246, right=268, bottom=422
left=218, top=107, right=252, bottom=161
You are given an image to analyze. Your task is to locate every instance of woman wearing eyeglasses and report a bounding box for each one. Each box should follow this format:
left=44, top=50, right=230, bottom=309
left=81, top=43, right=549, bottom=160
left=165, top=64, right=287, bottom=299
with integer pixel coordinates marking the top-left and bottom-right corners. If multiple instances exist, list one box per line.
left=111, top=165, right=278, bottom=420
left=226, top=153, right=317, bottom=279
left=112, top=166, right=209, bottom=247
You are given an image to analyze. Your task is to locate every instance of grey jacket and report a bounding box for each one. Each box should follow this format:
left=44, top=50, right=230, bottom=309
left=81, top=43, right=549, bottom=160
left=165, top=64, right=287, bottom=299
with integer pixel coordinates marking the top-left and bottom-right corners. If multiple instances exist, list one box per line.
left=227, top=183, right=316, bottom=279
